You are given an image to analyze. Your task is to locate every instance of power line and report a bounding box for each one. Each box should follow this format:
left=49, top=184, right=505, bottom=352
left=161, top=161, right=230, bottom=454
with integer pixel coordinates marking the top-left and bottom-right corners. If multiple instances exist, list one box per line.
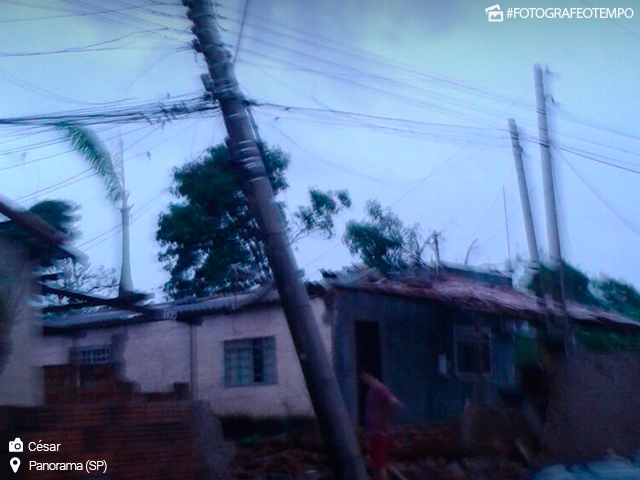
left=216, top=3, right=536, bottom=113
left=75, top=120, right=200, bottom=249
left=55, top=0, right=191, bottom=46
left=555, top=146, right=640, bottom=240
left=232, top=0, right=251, bottom=64
left=0, top=96, right=219, bottom=127
left=266, top=123, right=414, bottom=190
left=0, top=29, right=179, bottom=57
left=80, top=187, right=169, bottom=250
left=0, top=123, right=149, bottom=171
left=556, top=145, right=640, bottom=176
left=0, top=2, right=177, bottom=24
left=14, top=125, right=161, bottom=203
left=216, top=4, right=640, bottom=148
left=256, top=101, right=507, bottom=134
left=0, top=68, right=121, bottom=106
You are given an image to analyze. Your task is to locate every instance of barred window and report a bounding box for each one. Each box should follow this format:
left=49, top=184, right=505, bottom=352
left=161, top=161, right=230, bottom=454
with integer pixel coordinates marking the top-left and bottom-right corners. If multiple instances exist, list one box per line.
left=224, top=337, right=277, bottom=388
left=454, top=326, right=492, bottom=376
left=71, top=346, right=112, bottom=365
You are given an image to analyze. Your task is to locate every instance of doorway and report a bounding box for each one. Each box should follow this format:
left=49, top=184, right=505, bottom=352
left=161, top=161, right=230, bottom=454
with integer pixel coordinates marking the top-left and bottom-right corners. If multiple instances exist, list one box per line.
left=355, top=321, right=382, bottom=426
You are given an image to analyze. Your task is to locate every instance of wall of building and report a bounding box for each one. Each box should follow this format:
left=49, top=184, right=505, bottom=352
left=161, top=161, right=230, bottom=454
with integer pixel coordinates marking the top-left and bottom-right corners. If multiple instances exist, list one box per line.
left=38, top=297, right=331, bottom=418
left=543, top=352, right=640, bottom=463
left=194, top=299, right=331, bottom=418
left=333, top=289, right=516, bottom=426
left=0, top=239, right=43, bottom=406
left=38, top=319, right=192, bottom=394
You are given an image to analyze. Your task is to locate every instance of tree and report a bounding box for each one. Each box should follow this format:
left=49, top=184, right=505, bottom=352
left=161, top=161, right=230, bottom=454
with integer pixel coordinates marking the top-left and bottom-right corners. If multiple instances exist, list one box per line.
left=41, top=260, right=118, bottom=309
left=342, top=200, right=430, bottom=272
left=156, top=143, right=351, bottom=299
left=526, top=261, right=601, bottom=307
left=523, top=262, right=640, bottom=351
left=58, top=124, right=133, bottom=295
left=524, top=261, right=640, bottom=319
left=0, top=200, right=79, bottom=267
left=593, top=277, right=640, bottom=323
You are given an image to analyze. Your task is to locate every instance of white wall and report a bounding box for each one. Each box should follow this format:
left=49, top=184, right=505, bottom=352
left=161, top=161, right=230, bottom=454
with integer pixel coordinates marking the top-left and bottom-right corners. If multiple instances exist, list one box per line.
left=195, top=299, right=331, bottom=417
left=38, top=297, right=332, bottom=418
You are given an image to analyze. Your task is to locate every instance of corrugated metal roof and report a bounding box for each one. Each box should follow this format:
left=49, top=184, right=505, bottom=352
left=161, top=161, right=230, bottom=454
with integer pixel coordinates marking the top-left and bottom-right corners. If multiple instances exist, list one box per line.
left=43, top=286, right=282, bottom=332
left=329, top=273, right=640, bottom=330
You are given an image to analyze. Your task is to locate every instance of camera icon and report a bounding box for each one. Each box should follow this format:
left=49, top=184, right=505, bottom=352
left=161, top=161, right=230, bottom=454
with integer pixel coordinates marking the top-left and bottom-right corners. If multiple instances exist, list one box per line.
left=9, top=438, right=23, bottom=452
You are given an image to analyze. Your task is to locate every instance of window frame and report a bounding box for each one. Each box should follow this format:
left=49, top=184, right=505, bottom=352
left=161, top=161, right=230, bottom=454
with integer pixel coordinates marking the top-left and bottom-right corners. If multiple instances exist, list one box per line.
left=71, top=345, right=112, bottom=365
left=453, top=325, right=493, bottom=378
left=223, top=336, right=278, bottom=388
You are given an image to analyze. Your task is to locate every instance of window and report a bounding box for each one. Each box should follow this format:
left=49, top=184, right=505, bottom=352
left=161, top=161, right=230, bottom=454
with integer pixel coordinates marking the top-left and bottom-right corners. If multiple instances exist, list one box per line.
left=454, top=326, right=492, bottom=376
left=224, top=337, right=277, bottom=387
left=71, top=346, right=112, bottom=365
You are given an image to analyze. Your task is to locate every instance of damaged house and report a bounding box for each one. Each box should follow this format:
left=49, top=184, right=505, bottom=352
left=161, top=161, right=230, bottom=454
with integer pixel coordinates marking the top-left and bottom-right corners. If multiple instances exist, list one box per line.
left=37, top=264, right=640, bottom=425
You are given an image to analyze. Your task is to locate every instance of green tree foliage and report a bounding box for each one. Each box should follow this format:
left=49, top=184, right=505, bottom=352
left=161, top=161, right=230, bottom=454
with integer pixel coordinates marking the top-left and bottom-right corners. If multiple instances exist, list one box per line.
left=291, top=188, right=352, bottom=243
left=57, top=124, right=124, bottom=204
left=342, top=200, right=429, bottom=273
left=0, top=200, right=79, bottom=266
left=343, top=200, right=405, bottom=272
left=525, top=261, right=640, bottom=319
left=156, top=143, right=351, bottom=299
left=593, top=277, right=640, bottom=322
left=529, top=262, right=601, bottom=306
left=524, top=262, right=640, bottom=351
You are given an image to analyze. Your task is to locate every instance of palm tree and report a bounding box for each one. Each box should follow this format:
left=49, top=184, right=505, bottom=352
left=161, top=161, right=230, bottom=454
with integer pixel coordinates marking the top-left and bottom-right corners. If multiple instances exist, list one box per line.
left=58, top=124, right=134, bottom=296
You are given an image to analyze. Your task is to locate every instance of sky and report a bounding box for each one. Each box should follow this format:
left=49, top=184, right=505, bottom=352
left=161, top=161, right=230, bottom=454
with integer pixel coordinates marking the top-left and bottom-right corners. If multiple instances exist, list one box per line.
left=1, top=0, right=639, bottom=300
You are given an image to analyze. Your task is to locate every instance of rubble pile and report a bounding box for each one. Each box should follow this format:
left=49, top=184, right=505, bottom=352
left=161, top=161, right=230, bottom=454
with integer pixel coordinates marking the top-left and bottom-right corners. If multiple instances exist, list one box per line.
left=229, top=420, right=530, bottom=480
left=229, top=434, right=328, bottom=479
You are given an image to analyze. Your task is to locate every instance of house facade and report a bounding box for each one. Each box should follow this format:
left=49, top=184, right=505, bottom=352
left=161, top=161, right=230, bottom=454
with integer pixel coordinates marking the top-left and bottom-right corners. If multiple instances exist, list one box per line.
left=326, top=266, right=518, bottom=426
left=38, top=294, right=331, bottom=418
left=324, top=265, right=640, bottom=426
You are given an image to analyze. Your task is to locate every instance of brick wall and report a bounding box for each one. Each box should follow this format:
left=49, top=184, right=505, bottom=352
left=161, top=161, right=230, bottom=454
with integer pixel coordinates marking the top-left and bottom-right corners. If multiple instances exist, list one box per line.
left=542, top=352, right=640, bottom=463
left=0, top=401, right=232, bottom=480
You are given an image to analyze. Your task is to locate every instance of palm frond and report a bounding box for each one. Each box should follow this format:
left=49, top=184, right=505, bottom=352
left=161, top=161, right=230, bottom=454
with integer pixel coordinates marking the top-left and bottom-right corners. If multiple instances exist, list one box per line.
left=57, top=123, right=123, bottom=204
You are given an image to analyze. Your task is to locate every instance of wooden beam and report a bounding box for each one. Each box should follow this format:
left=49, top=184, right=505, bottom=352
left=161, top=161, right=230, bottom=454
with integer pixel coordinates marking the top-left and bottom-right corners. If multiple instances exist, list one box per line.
left=39, top=283, right=154, bottom=315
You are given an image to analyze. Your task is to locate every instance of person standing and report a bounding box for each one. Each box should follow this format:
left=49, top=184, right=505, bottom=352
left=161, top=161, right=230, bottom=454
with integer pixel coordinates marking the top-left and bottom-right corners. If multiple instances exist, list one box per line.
left=361, top=373, right=404, bottom=480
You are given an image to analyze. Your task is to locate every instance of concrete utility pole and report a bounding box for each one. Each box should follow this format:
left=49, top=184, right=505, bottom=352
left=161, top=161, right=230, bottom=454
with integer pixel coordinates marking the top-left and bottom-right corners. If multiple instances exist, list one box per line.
left=534, top=65, right=563, bottom=269
left=182, top=2, right=369, bottom=479
left=431, top=231, right=442, bottom=274
left=508, top=118, right=540, bottom=266
left=534, top=65, right=571, bottom=349
left=509, top=118, right=551, bottom=331
left=502, top=186, right=512, bottom=263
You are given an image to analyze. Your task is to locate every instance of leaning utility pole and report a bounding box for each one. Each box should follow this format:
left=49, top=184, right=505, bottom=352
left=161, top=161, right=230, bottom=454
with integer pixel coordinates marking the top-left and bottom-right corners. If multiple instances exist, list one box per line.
left=182, top=2, right=368, bottom=479
left=509, top=118, right=550, bottom=330
left=508, top=118, right=540, bottom=267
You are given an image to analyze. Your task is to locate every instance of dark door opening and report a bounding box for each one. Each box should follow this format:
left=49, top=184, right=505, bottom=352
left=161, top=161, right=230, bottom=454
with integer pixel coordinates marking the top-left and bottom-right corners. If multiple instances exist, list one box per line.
left=355, top=321, right=382, bottom=426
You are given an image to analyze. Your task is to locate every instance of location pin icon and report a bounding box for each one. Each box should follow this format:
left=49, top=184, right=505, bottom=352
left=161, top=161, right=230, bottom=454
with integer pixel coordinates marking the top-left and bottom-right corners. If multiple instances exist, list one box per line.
left=10, top=457, right=20, bottom=473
